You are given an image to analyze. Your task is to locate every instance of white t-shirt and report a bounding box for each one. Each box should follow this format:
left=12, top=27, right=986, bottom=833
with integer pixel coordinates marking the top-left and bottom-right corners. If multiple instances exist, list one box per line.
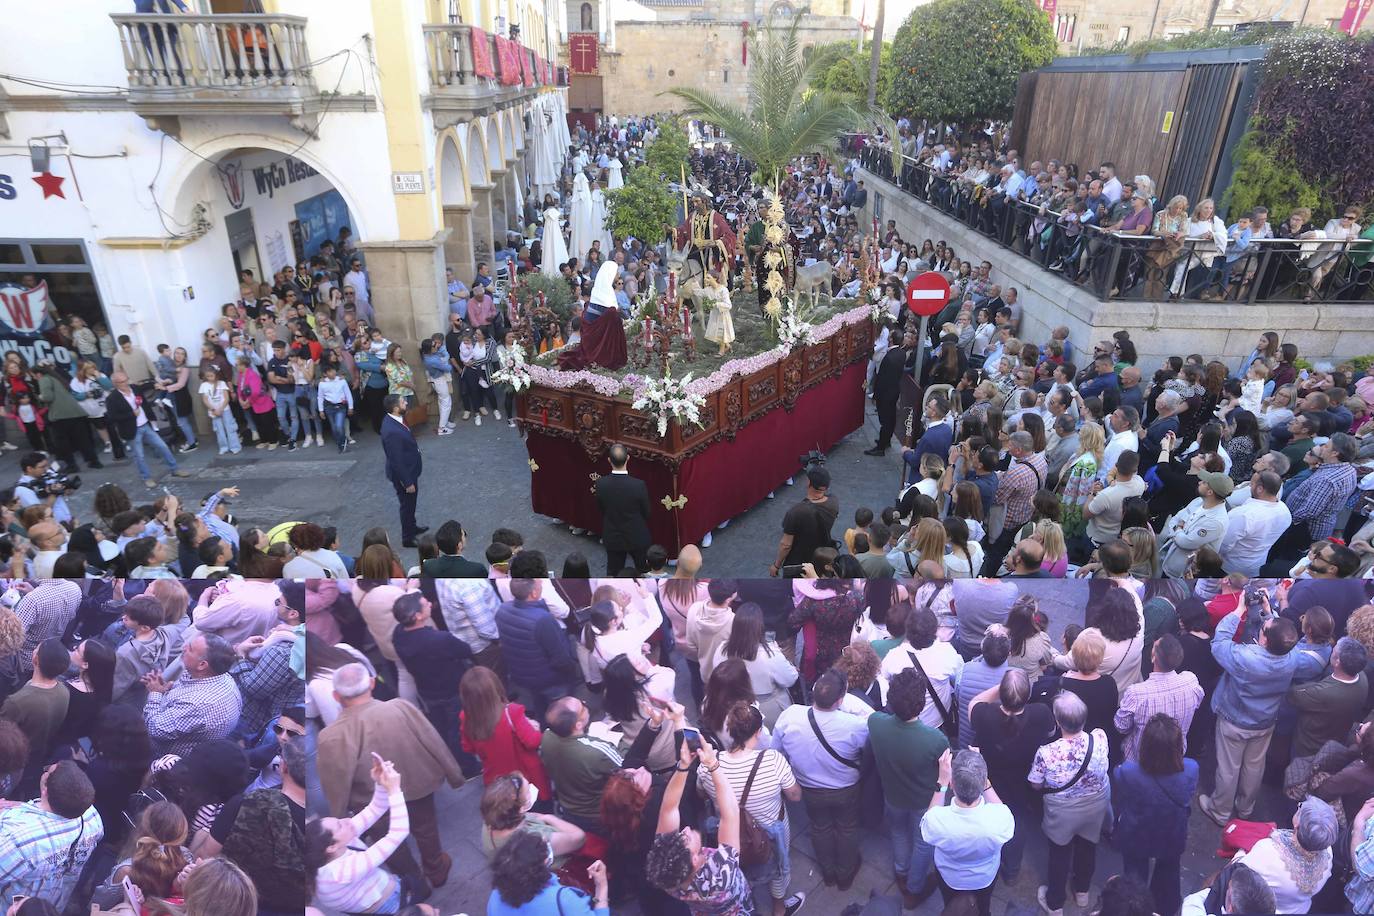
left=199, top=381, right=230, bottom=413
left=879, top=640, right=964, bottom=731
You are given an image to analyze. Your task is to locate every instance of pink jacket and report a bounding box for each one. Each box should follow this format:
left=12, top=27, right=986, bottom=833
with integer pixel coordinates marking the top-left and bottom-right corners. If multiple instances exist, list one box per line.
left=237, top=365, right=275, bottom=414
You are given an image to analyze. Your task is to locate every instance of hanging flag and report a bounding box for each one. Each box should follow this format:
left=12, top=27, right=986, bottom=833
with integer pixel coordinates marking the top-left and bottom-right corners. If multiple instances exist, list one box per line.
left=1041, top=0, right=1057, bottom=19
left=1340, top=0, right=1373, bottom=33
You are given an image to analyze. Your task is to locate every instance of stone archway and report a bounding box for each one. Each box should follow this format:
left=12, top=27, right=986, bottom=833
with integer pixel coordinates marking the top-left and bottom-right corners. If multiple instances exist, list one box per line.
left=466, top=121, right=496, bottom=269
left=437, top=131, right=477, bottom=288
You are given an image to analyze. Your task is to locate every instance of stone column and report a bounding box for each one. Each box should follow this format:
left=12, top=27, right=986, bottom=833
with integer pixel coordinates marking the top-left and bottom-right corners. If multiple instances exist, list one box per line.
left=442, top=204, right=476, bottom=285
left=470, top=184, right=497, bottom=269
left=359, top=232, right=450, bottom=358
left=489, top=167, right=509, bottom=251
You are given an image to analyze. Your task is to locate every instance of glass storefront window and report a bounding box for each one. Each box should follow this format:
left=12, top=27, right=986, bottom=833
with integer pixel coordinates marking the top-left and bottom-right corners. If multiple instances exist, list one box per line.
left=28, top=244, right=86, bottom=266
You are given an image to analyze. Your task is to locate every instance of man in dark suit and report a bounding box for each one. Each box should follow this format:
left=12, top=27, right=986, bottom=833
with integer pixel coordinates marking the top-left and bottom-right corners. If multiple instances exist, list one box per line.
left=105, top=370, right=191, bottom=488
left=380, top=394, right=427, bottom=547
left=902, top=395, right=954, bottom=486
left=867, top=329, right=918, bottom=456
left=594, top=443, right=652, bottom=575
left=421, top=520, right=486, bottom=577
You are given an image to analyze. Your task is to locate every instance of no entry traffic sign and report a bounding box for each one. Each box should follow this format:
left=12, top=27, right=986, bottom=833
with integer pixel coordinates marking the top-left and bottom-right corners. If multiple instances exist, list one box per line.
left=905, top=272, right=952, bottom=317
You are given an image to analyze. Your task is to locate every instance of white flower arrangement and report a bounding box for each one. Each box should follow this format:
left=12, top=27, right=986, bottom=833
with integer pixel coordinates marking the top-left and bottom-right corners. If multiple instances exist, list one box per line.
left=776, top=308, right=815, bottom=352
left=491, top=344, right=532, bottom=392
left=630, top=372, right=706, bottom=438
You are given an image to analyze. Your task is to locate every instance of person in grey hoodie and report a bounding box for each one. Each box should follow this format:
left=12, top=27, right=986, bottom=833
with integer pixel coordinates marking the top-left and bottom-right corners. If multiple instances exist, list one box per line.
left=684, top=577, right=737, bottom=687
left=111, top=594, right=188, bottom=706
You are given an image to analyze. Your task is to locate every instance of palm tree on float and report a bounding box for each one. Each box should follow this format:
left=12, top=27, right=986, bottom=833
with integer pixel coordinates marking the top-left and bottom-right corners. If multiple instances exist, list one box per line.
left=665, top=14, right=894, bottom=195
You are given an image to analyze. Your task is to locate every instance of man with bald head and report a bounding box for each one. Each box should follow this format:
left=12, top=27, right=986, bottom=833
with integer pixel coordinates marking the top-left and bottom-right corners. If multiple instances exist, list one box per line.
left=27, top=520, right=67, bottom=579
left=539, top=695, right=625, bottom=833
left=1118, top=365, right=1144, bottom=417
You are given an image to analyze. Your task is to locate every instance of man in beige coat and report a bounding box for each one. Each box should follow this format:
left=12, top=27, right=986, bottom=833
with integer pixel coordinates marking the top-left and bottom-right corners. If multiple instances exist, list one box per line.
left=317, top=662, right=465, bottom=889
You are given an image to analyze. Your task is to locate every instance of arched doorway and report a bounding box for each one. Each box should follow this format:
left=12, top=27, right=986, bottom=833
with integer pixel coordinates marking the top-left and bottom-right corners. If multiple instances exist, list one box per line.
left=437, top=132, right=477, bottom=286
left=466, top=123, right=496, bottom=269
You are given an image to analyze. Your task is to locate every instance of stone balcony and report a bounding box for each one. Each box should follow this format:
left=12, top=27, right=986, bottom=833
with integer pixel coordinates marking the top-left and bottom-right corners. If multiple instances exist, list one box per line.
left=110, top=12, right=325, bottom=138
left=423, top=24, right=550, bottom=127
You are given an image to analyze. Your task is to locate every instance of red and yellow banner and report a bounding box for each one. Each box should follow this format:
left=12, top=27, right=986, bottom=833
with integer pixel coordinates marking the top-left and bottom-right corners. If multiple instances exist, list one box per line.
left=1340, top=0, right=1373, bottom=34
left=495, top=35, right=523, bottom=85
left=520, top=46, right=536, bottom=87
left=568, top=33, right=598, bottom=75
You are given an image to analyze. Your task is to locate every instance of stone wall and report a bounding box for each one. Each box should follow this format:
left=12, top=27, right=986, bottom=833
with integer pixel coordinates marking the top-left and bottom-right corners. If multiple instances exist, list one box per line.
left=596, top=17, right=860, bottom=114
left=859, top=169, right=1374, bottom=371
left=1049, top=0, right=1363, bottom=54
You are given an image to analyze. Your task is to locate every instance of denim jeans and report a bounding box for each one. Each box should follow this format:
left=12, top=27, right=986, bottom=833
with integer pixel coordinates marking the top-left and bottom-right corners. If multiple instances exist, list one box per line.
left=886, top=801, right=936, bottom=892
left=296, top=385, right=321, bottom=439
left=129, top=423, right=177, bottom=480
left=209, top=410, right=239, bottom=452
left=324, top=403, right=349, bottom=450
left=275, top=392, right=300, bottom=442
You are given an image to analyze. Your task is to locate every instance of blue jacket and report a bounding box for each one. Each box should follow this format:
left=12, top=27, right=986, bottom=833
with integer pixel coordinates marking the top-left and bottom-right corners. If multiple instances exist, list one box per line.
left=380, top=415, right=422, bottom=489
left=903, top=419, right=953, bottom=486
left=1210, top=610, right=1324, bottom=729
left=495, top=599, right=578, bottom=693
left=1112, top=759, right=1198, bottom=857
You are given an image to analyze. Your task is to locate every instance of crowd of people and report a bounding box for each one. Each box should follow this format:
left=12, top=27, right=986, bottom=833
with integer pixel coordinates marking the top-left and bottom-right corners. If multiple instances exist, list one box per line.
left=296, top=565, right=1374, bottom=916
left=0, top=577, right=307, bottom=915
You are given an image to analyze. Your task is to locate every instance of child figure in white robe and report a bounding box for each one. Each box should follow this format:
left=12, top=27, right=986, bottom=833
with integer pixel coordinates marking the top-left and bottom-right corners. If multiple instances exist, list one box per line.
left=701, top=271, right=735, bottom=355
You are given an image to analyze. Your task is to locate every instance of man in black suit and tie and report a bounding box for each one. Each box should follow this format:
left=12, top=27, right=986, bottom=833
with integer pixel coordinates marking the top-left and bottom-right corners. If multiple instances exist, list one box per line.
left=595, top=443, right=652, bottom=575
left=866, top=329, right=918, bottom=456
left=380, top=394, right=427, bottom=547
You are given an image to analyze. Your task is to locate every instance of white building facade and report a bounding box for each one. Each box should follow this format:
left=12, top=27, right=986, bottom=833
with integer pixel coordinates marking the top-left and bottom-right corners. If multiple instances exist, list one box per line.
left=0, top=0, right=569, bottom=363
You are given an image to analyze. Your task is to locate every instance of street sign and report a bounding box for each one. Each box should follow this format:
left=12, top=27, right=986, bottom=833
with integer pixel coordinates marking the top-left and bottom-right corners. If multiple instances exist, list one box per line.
left=905, top=272, right=951, bottom=317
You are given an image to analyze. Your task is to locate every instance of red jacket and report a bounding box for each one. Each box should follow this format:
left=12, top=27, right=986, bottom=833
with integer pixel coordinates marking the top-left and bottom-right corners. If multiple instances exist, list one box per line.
left=460, top=701, right=551, bottom=799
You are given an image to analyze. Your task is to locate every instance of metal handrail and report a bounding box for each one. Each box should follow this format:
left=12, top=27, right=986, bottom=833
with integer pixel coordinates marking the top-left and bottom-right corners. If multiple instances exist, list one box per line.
left=837, top=132, right=1374, bottom=305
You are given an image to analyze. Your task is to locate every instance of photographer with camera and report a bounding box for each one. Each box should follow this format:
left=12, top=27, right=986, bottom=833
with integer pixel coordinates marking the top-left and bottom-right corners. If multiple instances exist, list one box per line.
left=770, top=464, right=838, bottom=579
left=14, top=452, right=75, bottom=527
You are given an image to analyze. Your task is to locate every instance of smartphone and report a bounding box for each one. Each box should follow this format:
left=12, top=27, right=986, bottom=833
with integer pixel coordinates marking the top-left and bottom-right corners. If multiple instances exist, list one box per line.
left=781, top=564, right=805, bottom=577
left=682, top=726, right=702, bottom=752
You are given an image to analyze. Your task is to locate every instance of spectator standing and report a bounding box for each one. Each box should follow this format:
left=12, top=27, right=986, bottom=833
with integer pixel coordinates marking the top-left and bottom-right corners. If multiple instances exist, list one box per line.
left=316, top=663, right=465, bottom=891
left=773, top=669, right=869, bottom=890
left=458, top=665, right=550, bottom=799
left=0, top=639, right=70, bottom=795
left=1200, top=605, right=1318, bottom=826
left=1286, top=636, right=1369, bottom=759
left=1233, top=797, right=1338, bottom=914
left=390, top=592, right=480, bottom=775
left=868, top=668, right=948, bottom=906
left=1112, top=714, right=1199, bottom=916
left=495, top=578, right=580, bottom=722
left=1029, top=692, right=1111, bottom=916
left=1113, top=633, right=1203, bottom=761
left=539, top=696, right=624, bottom=834
left=920, top=749, right=1014, bottom=916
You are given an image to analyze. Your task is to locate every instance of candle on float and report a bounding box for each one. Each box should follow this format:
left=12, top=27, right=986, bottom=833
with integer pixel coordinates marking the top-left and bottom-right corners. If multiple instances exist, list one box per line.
left=682, top=304, right=690, bottom=335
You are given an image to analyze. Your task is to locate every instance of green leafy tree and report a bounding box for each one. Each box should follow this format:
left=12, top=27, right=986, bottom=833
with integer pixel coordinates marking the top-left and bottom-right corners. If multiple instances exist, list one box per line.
left=806, top=41, right=896, bottom=109
left=667, top=16, right=873, bottom=192
left=606, top=161, right=678, bottom=248
left=643, top=117, right=691, bottom=182
left=824, top=57, right=866, bottom=97
left=889, top=0, right=1056, bottom=122
left=1221, top=127, right=1326, bottom=221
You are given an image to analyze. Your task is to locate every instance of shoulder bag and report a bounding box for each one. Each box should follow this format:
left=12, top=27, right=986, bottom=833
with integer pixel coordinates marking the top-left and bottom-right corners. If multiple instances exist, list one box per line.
left=1033, top=732, right=1094, bottom=795
left=735, top=750, right=774, bottom=867
left=807, top=708, right=860, bottom=770
left=906, top=649, right=957, bottom=744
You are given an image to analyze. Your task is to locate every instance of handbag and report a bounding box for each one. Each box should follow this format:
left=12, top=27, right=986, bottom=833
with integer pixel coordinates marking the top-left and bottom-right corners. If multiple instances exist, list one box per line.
left=1217, top=819, right=1274, bottom=857
left=906, top=649, right=957, bottom=744
left=404, top=399, right=429, bottom=428
left=735, top=750, right=775, bottom=867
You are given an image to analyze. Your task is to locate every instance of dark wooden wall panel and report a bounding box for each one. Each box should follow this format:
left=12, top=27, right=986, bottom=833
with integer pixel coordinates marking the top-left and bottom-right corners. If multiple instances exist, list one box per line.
left=1021, top=70, right=1188, bottom=186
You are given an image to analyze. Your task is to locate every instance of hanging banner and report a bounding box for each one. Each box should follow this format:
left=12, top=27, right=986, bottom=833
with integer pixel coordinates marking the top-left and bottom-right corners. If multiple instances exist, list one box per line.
left=495, top=35, right=523, bottom=86
left=1341, top=0, right=1373, bottom=33
left=1041, top=0, right=1057, bottom=19
left=470, top=26, right=495, bottom=79
left=568, top=33, right=598, bottom=75
left=0, top=281, right=74, bottom=365
left=520, top=46, right=536, bottom=87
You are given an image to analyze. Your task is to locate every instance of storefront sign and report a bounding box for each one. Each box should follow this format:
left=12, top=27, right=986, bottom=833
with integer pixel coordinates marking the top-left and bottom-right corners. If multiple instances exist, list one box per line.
left=392, top=172, right=425, bottom=194
left=0, top=282, right=74, bottom=364
left=247, top=157, right=319, bottom=201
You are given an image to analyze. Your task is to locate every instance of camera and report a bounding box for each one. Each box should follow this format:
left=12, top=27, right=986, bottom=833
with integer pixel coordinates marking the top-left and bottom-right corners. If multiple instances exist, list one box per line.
left=33, top=464, right=81, bottom=498
left=1243, top=585, right=1270, bottom=616
left=799, top=449, right=826, bottom=472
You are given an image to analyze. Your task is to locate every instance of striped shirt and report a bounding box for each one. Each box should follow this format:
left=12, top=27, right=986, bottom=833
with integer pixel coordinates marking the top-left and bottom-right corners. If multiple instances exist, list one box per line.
left=229, top=639, right=304, bottom=740
left=993, top=453, right=1047, bottom=529
left=0, top=803, right=103, bottom=910
left=1287, top=461, right=1358, bottom=540
left=3, top=581, right=82, bottom=681
left=313, top=783, right=409, bottom=911
left=696, top=748, right=796, bottom=827
left=143, top=671, right=243, bottom=756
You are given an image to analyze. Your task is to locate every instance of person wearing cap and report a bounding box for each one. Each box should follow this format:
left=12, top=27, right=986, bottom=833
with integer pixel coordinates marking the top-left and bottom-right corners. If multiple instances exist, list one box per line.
left=1230, top=797, right=1337, bottom=914
left=1157, top=470, right=1233, bottom=578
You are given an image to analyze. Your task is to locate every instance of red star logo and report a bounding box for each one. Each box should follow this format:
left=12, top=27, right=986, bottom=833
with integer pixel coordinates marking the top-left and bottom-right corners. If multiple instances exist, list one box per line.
left=32, top=172, right=65, bottom=200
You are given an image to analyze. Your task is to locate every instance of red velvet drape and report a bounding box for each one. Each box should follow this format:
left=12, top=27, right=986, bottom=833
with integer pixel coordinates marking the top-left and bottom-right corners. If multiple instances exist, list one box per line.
left=525, top=360, right=867, bottom=556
